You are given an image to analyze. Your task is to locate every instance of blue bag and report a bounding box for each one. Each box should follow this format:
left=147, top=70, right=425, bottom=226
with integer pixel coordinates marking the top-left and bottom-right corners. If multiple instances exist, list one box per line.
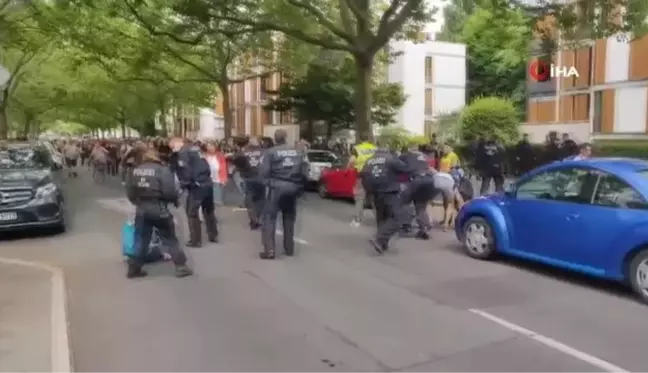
left=121, top=220, right=138, bottom=257
left=121, top=219, right=165, bottom=262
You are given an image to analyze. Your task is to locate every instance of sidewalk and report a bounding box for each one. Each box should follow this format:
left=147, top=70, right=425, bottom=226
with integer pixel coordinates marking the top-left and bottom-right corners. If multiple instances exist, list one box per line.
left=0, top=263, right=53, bottom=372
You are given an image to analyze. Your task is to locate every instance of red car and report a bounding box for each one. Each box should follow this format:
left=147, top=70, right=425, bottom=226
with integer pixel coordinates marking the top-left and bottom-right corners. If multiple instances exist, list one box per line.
left=318, top=163, right=358, bottom=200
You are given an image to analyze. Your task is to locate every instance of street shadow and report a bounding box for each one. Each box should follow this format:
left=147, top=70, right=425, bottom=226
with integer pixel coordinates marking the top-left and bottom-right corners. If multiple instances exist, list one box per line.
left=0, top=227, right=64, bottom=242
left=444, top=241, right=636, bottom=303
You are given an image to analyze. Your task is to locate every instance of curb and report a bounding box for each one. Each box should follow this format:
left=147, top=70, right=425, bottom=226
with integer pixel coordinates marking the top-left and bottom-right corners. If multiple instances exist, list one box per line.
left=0, top=257, right=72, bottom=372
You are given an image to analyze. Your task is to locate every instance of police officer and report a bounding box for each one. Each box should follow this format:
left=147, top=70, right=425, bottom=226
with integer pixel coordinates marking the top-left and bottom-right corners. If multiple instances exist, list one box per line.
left=399, top=145, right=435, bottom=240
left=477, top=138, right=505, bottom=195
left=232, top=137, right=265, bottom=230
left=258, top=129, right=308, bottom=259
left=169, top=137, right=218, bottom=247
left=360, top=144, right=411, bottom=254
left=126, top=149, right=193, bottom=278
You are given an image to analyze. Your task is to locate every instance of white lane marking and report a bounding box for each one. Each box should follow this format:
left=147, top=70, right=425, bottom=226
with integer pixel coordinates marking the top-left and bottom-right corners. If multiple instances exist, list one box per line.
left=232, top=207, right=247, bottom=212
left=275, top=230, right=309, bottom=245
left=0, top=257, right=72, bottom=372
left=469, top=309, right=628, bottom=372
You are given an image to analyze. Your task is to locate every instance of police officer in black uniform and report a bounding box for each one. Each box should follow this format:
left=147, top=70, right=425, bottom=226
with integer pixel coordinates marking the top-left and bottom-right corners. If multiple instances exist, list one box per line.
left=126, top=149, right=193, bottom=278
left=399, top=145, right=435, bottom=240
left=258, top=129, right=308, bottom=259
left=478, top=138, right=505, bottom=195
left=169, top=137, right=218, bottom=247
left=360, top=144, right=411, bottom=254
left=232, top=136, right=265, bottom=230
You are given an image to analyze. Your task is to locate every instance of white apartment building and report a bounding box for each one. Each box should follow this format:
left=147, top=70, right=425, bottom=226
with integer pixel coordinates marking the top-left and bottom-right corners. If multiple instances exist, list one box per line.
left=387, top=39, right=467, bottom=136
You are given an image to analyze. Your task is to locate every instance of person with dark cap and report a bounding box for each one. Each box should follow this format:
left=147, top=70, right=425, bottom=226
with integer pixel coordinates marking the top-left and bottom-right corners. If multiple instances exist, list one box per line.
left=232, top=136, right=265, bottom=229
left=258, top=129, right=308, bottom=259
left=169, top=137, right=219, bottom=247
left=126, top=148, right=193, bottom=278
left=360, top=142, right=412, bottom=254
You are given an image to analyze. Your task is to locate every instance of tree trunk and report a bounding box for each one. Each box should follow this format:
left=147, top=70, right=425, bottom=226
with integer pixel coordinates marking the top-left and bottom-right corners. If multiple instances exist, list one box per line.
left=353, top=54, right=374, bottom=142
left=0, top=89, right=8, bottom=140
left=120, top=119, right=126, bottom=139
left=159, top=101, right=168, bottom=135
left=23, top=118, right=30, bottom=137
left=219, top=80, right=233, bottom=139
left=306, top=118, right=314, bottom=141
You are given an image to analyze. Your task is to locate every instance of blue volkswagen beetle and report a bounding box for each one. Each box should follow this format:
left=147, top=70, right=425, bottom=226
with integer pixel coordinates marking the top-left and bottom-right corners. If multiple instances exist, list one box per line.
left=455, top=157, right=648, bottom=303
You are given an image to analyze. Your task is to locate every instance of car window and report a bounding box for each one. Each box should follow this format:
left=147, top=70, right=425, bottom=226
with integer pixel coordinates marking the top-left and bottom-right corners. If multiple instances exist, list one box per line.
left=307, top=152, right=337, bottom=163
left=516, top=167, right=590, bottom=203
left=592, top=173, right=648, bottom=210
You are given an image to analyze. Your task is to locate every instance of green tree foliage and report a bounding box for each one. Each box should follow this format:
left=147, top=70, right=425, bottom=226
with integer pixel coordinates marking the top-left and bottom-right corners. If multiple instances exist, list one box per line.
left=146, top=0, right=437, bottom=141
left=460, top=5, right=530, bottom=112
left=436, top=0, right=478, bottom=42
left=265, top=56, right=405, bottom=140
left=459, top=96, right=519, bottom=144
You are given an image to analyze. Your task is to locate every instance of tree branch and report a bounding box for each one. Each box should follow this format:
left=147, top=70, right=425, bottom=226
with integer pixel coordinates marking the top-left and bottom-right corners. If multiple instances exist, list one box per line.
left=370, top=0, right=421, bottom=53
left=284, top=0, right=355, bottom=44
left=215, top=13, right=354, bottom=52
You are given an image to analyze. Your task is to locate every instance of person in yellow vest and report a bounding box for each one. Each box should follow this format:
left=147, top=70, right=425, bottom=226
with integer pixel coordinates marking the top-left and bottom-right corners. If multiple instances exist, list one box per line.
left=347, top=140, right=377, bottom=227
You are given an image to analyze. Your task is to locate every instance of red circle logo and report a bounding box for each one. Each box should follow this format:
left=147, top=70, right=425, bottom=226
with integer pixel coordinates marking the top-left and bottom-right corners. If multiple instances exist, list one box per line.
left=529, top=60, right=551, bottom=82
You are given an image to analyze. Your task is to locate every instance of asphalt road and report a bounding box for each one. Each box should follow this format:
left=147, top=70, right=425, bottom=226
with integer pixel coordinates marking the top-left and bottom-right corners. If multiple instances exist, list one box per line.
left=0, top=170, right=647, bottom=372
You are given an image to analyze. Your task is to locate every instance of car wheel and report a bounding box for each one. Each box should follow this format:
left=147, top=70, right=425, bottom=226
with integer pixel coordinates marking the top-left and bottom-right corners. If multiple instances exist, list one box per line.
left=628, top=249, right=648, bottom=304
left=318, top=183, right=328, bottom=198
left=461, top=217, right=496, bottom=260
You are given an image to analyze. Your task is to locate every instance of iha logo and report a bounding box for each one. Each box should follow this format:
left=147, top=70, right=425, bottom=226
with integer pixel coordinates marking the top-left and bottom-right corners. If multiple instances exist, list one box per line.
left=529, top=60, right=580, bottom=82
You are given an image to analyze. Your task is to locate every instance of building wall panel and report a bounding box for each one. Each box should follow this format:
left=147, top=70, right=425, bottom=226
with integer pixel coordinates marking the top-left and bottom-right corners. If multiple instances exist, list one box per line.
left=629, top=35, right=648, bottom=81
left=573, top=94, right=589, bottom=121
left=601, top=89, right=615, bottom=133
left=574, top=47, right=591, bottom=88
left=615, top=86, right=648, bottom=133
left=593, top=39, right=606, bottom=85
left=605, top=35, right=630, bottom=83
left=561, top=51, right=575, bottom=89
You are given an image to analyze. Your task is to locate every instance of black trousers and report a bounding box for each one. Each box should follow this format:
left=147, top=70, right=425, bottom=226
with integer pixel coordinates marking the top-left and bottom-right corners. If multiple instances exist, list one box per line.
left=479, top=172, right=505, bottom=195
left=261, top=184, right=299, bottom=255
left=400, top=176, right=435, bottom=232
left=374, top=191, right=402, bottom=245
left=131, top=211, right=186, bottom=267
left=244, top=180, right=265, bottom=225
left=186, top=186, right=218, bottom=243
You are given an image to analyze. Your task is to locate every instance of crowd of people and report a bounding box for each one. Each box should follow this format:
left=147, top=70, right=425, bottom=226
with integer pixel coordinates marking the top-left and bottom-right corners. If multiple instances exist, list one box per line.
left=48, top=129, right=591, bottom=278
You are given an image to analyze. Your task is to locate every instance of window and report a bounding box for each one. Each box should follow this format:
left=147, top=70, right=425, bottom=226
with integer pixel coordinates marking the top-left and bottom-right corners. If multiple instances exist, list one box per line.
left=516, top=167, right=591, bottom=203
left=592, top=173, right=648, bottom=210
left=425, top=56, right=433, bottom=84
left=425, top=88, right=433, bottom=115
left=592, top=91, right=602, bottom=132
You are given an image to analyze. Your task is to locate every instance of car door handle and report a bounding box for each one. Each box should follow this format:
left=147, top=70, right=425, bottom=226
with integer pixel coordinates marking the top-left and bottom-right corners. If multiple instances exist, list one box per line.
left=566, top=213, right=580, bottom=221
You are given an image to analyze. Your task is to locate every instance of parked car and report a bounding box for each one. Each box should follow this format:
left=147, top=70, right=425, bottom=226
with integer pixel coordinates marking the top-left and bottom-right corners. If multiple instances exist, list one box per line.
left=455, top=157, right=648, bottom=303
left=306, top=150, right=338, bottom=186
left=318, top=158, right=356, bottom=200
left=0, top=142, right=66, bottom=234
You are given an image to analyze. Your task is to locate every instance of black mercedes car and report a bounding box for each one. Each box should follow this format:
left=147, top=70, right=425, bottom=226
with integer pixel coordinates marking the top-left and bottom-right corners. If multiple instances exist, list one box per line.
left=0, top=142, right=66, bottom=233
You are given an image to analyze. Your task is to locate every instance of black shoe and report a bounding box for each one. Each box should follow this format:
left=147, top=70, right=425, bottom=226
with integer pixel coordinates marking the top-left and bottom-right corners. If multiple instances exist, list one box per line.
left=284, top=249, right=294, bottom=257
left=126, top=266, right=147, bottom=279
left=174, top=265, right=193, bottom=278
left=370, top=239, right=386, bottom=254
left=259, top=251, right=275, bottom=260
left=415, top=231, right=430, bottom=240
left=186, top=241, right=202, bottom=248
left=208, top=236, right=219, bottom=243
left=249, top=222, right=261, bottom=230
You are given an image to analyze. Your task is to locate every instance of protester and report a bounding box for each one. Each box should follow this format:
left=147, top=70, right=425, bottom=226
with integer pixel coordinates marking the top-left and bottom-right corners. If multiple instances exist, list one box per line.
left=203, top=141, right=228, bottom=206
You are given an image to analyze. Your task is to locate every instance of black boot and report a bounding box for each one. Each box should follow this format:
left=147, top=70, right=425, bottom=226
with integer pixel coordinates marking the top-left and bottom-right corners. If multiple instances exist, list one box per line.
left=284, top=248, right=294, bottom=257
left=126, top=264, right=147, bottom=279
left=208, top=235, right=219, bottom=243
left=249, top=221, right=261, bottom=230
left=370, top=239, right=387, bottom=254
left=415, top=231, right=430, bottom=240
left=174, top=265, right=193, bottom=278
left=259, top=251, right=275, bottom=260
